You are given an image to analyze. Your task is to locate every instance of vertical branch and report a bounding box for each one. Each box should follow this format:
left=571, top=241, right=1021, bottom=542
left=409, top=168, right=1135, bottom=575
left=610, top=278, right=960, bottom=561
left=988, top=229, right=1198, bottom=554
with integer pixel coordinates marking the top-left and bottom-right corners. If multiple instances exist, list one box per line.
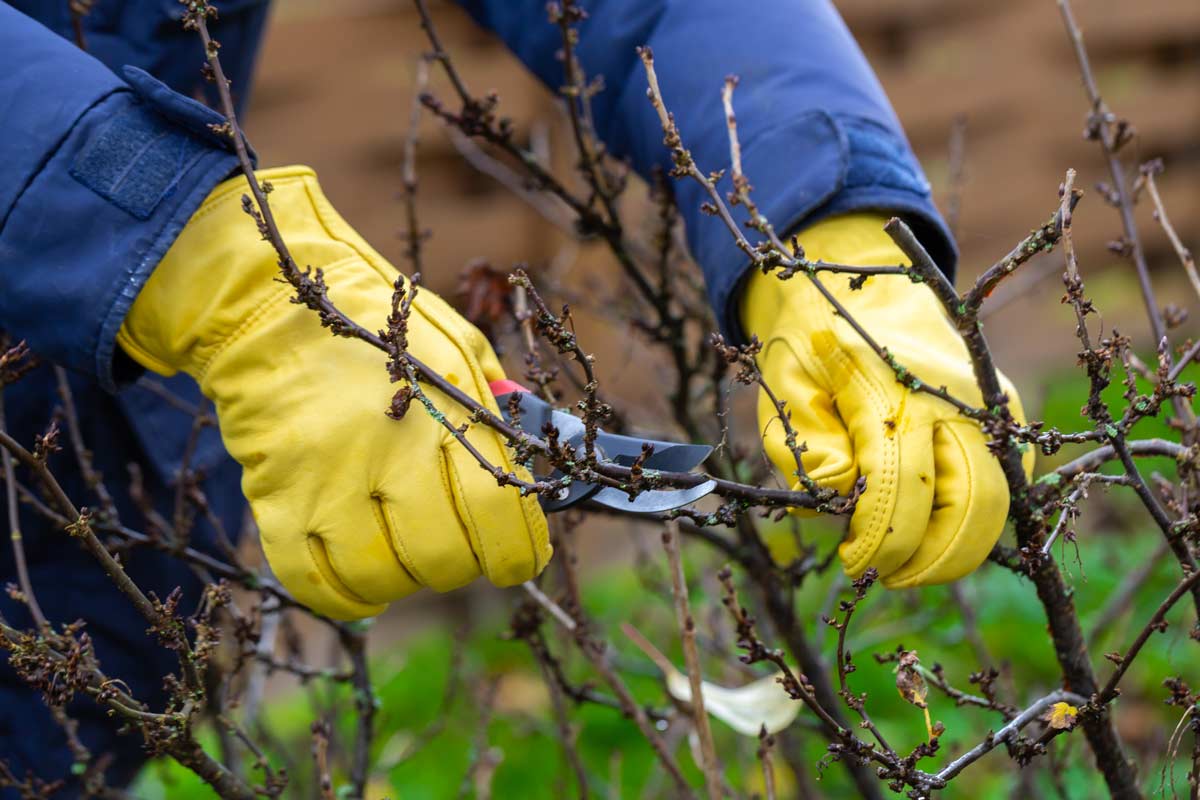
left=1140, top=161, right=1199, bottom=304
left=170, top=405, right=214, bottom=550
left=534, top=652, right=590, bottom=799
left=662, top=521, right=722, bottom=800
left=555, top=529, right=697, bottom=798
left=1056, top=0, right=1169, bottom=354
left=829, top=570, right=893, bottom=753
left=1189, top=721, right=1200, bottom=800
left=756, top=728, right=778, bottom=800
left=311, top=720, right=336, bottom=800
left=944, top=114, right=968, bottom=239
left=401, top=56, right=431, bottom=274
left=54, top=367, right=118, bottom=522
left=1061, top=170, right=1200, bottom=615
left=67, top=0, right=93, bottom=50
left=0, top=394, right=46, bottom=630
left=338, top=624, right=376, bottom=800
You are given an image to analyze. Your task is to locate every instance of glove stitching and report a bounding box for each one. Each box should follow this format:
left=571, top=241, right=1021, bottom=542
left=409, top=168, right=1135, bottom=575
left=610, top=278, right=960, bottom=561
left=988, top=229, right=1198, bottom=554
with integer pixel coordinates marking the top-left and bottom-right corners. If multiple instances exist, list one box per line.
left=412, top=298, right=496, bottom=421
left=298, top=171, right=520, bottom=590
left=193, top=286, right=290, bottom=383
left=119, top=180, right=302, bottom=373
left=440, top=445, right=489, bottom=581
left=372, top=496, right=427, bottom=590
left=784, top=282, right=902, bottom=573
left=444, top=445, right=491, bottom=578
left=485, top=443, right=549, bottom=576
left=235, top=171, right=540, bottom=593
left=522, top=495, right=552, bottom=574
left=835, top=346, right=900, bottom=573
left=798, top=283, right=900, bottom=571
left=195, top=254, right=363, bottom=384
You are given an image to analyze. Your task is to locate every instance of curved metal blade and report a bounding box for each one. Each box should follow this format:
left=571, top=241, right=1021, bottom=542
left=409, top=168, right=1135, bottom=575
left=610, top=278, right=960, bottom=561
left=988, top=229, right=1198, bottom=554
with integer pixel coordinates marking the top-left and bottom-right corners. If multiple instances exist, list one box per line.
left=497, top=391, right=715, bottom=514
left=595, top=431, right=712, bottom=473
left=589, top=479, right=717, bottom=513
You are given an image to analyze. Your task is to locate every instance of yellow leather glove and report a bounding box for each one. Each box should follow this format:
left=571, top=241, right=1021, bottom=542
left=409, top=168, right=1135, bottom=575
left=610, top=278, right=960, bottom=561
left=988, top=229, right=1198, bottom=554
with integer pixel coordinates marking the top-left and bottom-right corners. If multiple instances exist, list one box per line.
left=118, top=166, right=550, bottom=620
left=741, top=213, right=1032, bottom=587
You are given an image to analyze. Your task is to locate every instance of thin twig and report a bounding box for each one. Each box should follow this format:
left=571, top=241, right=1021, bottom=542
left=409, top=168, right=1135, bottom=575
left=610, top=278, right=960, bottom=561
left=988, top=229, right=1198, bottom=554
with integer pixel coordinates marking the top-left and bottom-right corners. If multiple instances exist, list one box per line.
left=401, top=56, right=430, bottom=273
left=1056, top=0, right=1168, bottom=353
left=757, top=728, right=778, bottom=800
left=662, top=521, right=722, bottom=800
left=522, top=580, right=577, bottom=632
left=0, top=394, right=46, bottom=629
left=945, top=114, right=968, bottom=239
left=1097, top=567, right=1200, bottom=703
left=935, top=691, right=1088, bottom=782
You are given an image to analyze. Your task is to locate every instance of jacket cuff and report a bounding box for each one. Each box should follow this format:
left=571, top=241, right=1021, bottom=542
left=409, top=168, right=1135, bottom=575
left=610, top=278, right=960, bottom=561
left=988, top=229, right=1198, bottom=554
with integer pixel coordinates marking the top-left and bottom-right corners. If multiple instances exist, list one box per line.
left=680, top=112, right=956, bottom=344
left=0, top=67, right=241, bottom=392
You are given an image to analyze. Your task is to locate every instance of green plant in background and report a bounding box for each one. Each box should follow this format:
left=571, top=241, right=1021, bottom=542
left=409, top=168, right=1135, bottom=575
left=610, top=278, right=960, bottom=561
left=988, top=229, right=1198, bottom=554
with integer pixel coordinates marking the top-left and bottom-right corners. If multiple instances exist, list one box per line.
left=132, top=492, right=1192, bottom=800
left=133, top=355, right=1200, bottom=797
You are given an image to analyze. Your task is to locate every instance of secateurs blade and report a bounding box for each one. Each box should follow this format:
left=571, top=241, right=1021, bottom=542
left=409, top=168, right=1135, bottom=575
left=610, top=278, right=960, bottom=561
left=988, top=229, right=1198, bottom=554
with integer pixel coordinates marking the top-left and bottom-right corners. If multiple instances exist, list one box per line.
left=489, top=380, right=717, bottom=514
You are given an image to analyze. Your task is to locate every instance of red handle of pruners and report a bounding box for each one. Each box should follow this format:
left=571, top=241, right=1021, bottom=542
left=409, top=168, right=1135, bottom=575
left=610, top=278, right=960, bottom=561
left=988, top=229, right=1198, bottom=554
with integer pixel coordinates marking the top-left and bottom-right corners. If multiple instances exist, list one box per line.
left=489, top=379, right=532, bottom=397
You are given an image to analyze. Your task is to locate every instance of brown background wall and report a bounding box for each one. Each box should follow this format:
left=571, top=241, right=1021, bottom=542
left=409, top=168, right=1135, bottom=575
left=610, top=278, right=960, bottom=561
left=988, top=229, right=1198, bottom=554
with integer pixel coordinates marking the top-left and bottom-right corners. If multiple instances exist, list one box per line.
left=243, top=0, right=1199, bottom=390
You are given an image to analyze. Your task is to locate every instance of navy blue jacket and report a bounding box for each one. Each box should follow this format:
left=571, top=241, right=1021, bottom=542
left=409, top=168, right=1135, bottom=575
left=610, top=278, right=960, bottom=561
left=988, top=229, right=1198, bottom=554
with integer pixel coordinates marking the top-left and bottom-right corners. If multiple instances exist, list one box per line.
left=0, top=0, right=950, bottom=792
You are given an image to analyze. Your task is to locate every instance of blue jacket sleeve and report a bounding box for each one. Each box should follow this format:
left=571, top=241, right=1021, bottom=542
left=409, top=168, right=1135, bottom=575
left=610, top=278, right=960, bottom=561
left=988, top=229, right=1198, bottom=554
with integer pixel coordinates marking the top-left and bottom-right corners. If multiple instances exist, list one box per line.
left=0, top=3, right=241, bottom=391
left=458, top=0, right=955, bottom=340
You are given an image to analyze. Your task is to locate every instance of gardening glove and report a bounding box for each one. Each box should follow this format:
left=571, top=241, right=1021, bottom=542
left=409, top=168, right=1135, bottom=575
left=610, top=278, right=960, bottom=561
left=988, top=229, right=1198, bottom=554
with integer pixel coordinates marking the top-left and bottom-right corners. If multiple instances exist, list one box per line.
left=740, top=213, right=1033, bottom=587
left=117, top=166, right=551, bottom=620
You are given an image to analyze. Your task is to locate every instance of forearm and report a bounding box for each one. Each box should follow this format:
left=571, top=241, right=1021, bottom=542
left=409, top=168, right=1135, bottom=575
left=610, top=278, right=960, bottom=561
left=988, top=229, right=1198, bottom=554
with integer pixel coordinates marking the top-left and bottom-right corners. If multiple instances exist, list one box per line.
left=0, top=3, right=241, bottom=389
left=456, top=0, right=953, bottom=338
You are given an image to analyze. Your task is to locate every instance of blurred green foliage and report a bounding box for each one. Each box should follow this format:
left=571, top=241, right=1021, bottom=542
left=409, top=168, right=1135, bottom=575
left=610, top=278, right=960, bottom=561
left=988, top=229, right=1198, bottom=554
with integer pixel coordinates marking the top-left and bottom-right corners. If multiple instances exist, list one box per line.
left=131, top=548, right=1194, bottom=798
left=133, top=362, right=1198, bottom=799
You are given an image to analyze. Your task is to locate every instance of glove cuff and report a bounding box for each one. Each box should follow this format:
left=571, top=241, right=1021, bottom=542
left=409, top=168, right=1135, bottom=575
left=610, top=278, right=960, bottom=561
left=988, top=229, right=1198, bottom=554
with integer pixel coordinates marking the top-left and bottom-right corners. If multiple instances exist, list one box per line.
left=739, top=212, right=909, bottom=340
left=788, top=212, right=906, bottom=268
left=118, top=166, right=395, bottom=380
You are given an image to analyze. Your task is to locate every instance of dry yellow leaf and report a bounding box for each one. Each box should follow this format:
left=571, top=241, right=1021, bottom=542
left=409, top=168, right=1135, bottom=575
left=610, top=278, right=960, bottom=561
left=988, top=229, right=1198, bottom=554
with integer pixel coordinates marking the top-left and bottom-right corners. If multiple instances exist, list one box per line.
left=1044, top=701, right=1079, bottom=730
left=895, top=650, right=941, bottom=741
left=895, top=650, right=928, bottom=709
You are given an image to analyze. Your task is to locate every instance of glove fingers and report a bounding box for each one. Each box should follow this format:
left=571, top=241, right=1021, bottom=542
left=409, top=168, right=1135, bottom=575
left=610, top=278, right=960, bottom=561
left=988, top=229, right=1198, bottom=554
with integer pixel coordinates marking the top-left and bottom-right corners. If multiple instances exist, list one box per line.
left=254, top=499, right=389, bottom=621
left=883, top=420, right=1010, bottom=588
left=371, top=445, right=484, bottom=593
left=757, top=338, right=857, bottom=496
left=836, top=385, right=936, bottom=581
left=397, top=293, right=550, bottom=586
left=442, top=429, right=552, bottom=588
left=314, top=496, right=424, bottom=606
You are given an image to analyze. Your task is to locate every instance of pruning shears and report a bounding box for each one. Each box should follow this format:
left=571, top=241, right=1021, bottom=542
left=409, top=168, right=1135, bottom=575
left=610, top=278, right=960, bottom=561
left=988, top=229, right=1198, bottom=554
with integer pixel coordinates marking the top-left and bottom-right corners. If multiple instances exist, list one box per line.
left=489, top=380, right=717, bottom=514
